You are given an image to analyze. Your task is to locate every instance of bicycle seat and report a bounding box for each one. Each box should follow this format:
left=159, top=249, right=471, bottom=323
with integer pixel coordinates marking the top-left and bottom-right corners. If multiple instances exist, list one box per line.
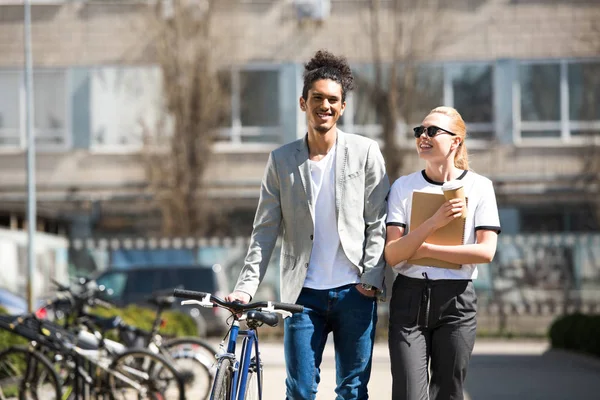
left=246, top=311, right=279, bottom=327
left=147, top=295, right=176, bottom=309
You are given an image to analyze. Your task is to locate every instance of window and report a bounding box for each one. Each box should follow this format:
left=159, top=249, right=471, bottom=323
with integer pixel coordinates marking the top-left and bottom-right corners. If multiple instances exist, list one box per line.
left=410, top=64, right=444, bottom=126
left=34, top=71, right=68, bottom=146
left=90, top=67, right=163, bottom=150
left=340, top=64, right=383, bottom=139
left=342, top=63, right=444, bottom=141
left=96, top=271, right=128, bottom=302
left=449, top=64, right=494, bottom=140
left=0, top=69, right=69, bottom=149
left=0, top=71, right=20, bottom=147
left=218, top=67, right=282, bottom=145
left=517, top=60, right=600, bottom=141
left=568, top=62, right=600, bottom=138
left=240, top=70, right=279, bottom=128
left=520, top=64, right=560, bottom=122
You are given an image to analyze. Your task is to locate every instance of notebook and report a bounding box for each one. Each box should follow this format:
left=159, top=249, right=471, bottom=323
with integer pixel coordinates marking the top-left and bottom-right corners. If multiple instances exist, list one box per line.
left=407, top=191, right=467, bottom=270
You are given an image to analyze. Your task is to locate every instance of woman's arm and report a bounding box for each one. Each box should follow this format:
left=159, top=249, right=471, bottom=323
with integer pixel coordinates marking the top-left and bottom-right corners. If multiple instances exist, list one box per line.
left=384, top=198, right=465, bottom=266
left=412, top=229, right=498, bottom=265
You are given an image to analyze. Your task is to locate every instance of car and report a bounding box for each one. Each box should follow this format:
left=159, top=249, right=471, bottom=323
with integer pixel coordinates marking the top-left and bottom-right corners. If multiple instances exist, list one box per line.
left=0, top=287, right=28, bottom=315
left=93, top=265, right=230, bottom=337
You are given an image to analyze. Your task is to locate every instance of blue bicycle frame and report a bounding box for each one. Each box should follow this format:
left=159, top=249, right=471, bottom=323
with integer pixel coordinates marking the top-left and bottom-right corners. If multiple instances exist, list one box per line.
left=212, top=320, right=263, bottom=400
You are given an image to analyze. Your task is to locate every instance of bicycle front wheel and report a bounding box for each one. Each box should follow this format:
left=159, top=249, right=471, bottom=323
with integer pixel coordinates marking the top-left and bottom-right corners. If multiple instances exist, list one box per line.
left=0, top=345, right=61, bottom=400
left=211, top=358, right=233, bottom=400
left=109, top=348, right=184, bottom=400
left=243, top=368, right=262, bottom=400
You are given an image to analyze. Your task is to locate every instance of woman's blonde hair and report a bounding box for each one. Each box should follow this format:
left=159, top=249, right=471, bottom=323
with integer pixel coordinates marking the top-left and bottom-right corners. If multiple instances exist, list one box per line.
left=428, top=106, right=469, bottom=170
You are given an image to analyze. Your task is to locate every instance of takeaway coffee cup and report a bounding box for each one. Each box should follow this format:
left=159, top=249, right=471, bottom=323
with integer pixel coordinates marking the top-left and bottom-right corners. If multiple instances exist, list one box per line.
left=442, top=180, right=467, bottom=219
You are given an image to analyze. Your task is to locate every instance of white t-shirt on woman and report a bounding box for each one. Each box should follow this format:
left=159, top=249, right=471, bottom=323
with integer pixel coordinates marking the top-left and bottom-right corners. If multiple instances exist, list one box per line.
left=386, top=170, right=501, bottom=280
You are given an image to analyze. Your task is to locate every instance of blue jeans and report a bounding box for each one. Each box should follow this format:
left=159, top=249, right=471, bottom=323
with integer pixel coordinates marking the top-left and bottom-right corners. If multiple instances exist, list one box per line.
left=284, top=284, right=378, bottom=400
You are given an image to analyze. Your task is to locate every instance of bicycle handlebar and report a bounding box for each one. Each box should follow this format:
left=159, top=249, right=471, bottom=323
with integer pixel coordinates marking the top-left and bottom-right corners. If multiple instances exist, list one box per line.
left=173, top=288, right=304, bottom=314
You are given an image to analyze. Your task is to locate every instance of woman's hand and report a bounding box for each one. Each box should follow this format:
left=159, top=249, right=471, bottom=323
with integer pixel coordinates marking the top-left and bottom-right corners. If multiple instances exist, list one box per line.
left=428, top=198, right=465, bottom=230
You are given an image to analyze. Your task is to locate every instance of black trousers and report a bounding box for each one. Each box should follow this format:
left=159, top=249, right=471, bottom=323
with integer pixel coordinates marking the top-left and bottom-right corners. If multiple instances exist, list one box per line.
left=388, top=274, right=477, bottom=400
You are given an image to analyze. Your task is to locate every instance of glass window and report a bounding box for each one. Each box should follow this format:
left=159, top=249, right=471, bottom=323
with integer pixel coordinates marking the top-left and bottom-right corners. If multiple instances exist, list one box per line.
left=217, top=70, right=232, bottom=128
left=240, top=70, right=279, bottom=127
left=90, top=67, right=162, bottom=148
left=451, top=65, right=493, bottom=124
left=404, top=64, right=444, bottom=125
left=96, top=271, right=128, bottom=302
left=352, top=65, right=382, bottom=126
left=520, top=64, right=560, bottom=122
left=568, top=62, right=600, bottom=121
left=353, top=82, right=381, bottom=126
left=34, top=70, right=67, bottom=146
left=0, top=72, right=21, bottom=146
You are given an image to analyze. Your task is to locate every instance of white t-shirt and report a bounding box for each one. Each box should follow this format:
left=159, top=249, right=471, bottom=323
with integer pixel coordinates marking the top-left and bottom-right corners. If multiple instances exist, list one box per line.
left=386, top=170, right=501, bottom=280
left=303, top=146, right=360, bottom=289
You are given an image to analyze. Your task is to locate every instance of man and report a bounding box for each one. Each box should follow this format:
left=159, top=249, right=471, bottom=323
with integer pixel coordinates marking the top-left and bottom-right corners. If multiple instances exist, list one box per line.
left=226, top=49, right=389, bottom=400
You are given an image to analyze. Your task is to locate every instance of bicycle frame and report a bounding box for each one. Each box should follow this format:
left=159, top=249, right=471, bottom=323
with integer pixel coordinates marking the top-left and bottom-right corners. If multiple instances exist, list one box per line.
left=213, top=319, right=262, bottom=400
left=174, top=289, right=303, bottom=400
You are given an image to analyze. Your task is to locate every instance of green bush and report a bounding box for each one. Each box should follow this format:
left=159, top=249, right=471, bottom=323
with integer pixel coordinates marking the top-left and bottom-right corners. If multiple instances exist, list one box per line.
left=89, top=304, right=197, bottom=338
left=549, top=313, right=600, bottom=358
left=0, top=306, right=29, bottom=350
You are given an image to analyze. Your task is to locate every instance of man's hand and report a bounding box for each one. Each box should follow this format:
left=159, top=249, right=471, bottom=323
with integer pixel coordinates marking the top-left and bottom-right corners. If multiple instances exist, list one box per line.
left=224, top=291, right=251, bottom=304
left=355, top=284, right=378, bottom=298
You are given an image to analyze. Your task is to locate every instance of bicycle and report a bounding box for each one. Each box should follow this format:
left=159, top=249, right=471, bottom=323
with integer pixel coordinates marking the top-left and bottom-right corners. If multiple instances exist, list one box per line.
left=49, top=278, right=215, bottom=399
left=173, top=288, right=304, bottom=400
left=0, top=308, right=185, bottom=399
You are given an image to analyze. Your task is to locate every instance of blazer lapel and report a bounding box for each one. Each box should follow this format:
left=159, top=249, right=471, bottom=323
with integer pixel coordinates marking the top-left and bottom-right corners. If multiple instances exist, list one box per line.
left=295, top=136, right=315, bottom=222
left=335, top=130, right=348, bottom=221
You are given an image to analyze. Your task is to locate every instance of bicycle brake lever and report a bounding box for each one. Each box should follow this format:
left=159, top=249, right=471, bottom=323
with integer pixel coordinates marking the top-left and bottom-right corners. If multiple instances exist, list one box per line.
left=181, top=294, right=213, bottom=308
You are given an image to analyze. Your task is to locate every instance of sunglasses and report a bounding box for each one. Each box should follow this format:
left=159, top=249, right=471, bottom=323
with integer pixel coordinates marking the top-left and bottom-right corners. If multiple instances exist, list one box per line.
left=413, top=125, right=457, bottom=138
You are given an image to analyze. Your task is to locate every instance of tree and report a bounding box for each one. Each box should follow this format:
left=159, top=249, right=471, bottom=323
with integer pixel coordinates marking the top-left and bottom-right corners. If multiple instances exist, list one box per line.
left=141, top=0, right=232, bottom=236
left=361, top=0, right=449, bottom=181
left=577, top=20, right=600, bottom=229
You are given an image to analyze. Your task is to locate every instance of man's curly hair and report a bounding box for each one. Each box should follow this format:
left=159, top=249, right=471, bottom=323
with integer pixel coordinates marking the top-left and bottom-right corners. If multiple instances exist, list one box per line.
left=302, top=50, right=354, bottom=102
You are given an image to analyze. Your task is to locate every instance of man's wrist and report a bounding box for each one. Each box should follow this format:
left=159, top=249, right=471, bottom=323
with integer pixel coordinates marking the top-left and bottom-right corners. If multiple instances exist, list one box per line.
left=360, top=283, right=377, bottom=291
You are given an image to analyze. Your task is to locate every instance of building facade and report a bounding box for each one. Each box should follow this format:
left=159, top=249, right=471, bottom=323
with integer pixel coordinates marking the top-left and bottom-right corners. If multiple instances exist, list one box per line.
left=0, top=0, right=599, bottom=238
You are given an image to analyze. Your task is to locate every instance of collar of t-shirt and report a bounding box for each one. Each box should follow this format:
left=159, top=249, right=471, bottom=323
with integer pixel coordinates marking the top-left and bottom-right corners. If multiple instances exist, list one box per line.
left=308, top=145, right=336, bottom=198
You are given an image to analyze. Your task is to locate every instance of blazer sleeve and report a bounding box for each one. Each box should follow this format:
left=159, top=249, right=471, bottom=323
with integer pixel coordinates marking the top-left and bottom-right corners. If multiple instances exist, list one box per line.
left=360, top=141, right=390, bottom=292
left=233, top=151, right=282, bottom=298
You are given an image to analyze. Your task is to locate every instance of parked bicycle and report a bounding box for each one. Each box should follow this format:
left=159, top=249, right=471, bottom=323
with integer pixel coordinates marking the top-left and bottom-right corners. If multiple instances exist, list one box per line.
left=50, top=277, right=215, bottom=399
left=173, top=288, right=304, bottom=400
left=0, top=291, right=185, bottom=399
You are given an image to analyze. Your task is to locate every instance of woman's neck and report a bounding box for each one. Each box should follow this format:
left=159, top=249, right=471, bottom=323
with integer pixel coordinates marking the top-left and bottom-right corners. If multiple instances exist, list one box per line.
left=424, top=163, right=462, bottom=183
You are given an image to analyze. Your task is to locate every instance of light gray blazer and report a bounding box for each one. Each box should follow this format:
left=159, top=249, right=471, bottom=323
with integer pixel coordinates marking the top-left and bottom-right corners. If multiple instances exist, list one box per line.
left=234, top=130, right=390, bottom=304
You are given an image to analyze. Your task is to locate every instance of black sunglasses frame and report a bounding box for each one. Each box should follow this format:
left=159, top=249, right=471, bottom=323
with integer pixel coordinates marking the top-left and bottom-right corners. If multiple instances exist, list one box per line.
left=413, top=125, right=457, bottom=138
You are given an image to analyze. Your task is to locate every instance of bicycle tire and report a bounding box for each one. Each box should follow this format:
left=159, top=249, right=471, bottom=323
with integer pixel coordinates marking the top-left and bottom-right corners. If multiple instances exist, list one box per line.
left=211, top=358, right=233, bottom=400
left=162, top=336, right=217, bottom=367
left=243, top=368, right=262, bottom=400
left=109, top=348, right=185, bottom=400
left=0, top=345, right=62, bottom=400
left=162, top=336, right=215, bottom=400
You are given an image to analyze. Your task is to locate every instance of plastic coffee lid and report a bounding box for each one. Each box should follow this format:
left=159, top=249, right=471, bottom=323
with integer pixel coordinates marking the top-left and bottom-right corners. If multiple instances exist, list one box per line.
left=442, top=180, right=464, bottom=191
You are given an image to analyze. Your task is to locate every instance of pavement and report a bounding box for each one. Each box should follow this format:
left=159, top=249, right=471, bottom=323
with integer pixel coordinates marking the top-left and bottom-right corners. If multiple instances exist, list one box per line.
left=252, top=339, right=600, bottom=399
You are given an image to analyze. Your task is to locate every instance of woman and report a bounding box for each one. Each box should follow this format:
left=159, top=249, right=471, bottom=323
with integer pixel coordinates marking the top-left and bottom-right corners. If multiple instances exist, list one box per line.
left=385, top=106, right=501, bottom=400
